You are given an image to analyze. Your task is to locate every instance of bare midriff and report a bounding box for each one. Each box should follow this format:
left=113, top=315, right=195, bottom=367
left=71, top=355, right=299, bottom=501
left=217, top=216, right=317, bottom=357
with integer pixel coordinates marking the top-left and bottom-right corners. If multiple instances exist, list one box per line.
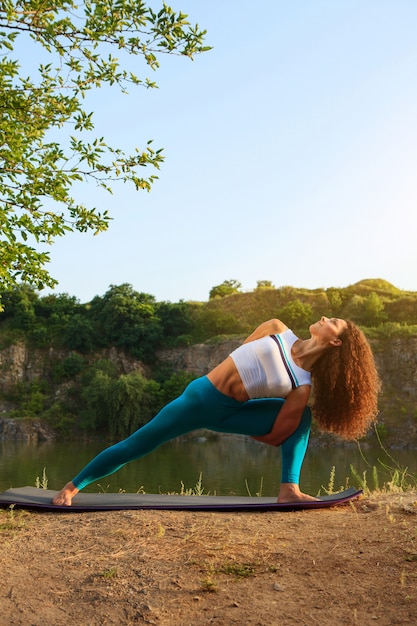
left=207, top=356, right=250, bottom=402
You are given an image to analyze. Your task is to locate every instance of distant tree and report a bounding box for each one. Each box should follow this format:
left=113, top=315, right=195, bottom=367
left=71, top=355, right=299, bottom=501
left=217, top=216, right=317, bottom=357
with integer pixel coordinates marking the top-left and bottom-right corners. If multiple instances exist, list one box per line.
left=156, top=301, right=193, bottom=341
left=209, top=279, right=242, bottom=299
left=61, top=314, right=96, bottom=352
left=385, top=296, right=417, bottom=324
left=0, top=284, right=38, bottom=330
left=343, top=294, right=365, bottom=323
left=326, top=288, right=343, bottom=315
left=160, top=371, right=195, bottom=405
left=89, top=283, right=162, bottom=360
left=193, top=308, right=242, bottom=339
left=80, top=367, right=115, bottom=431
left=344, top=292, right=387, bottom=327
left=255, top=280, right=275, bottom=290
left=107, top=372, right=160, bottom=437
left=33, top=292, right=85, bottom=345
left=278, top=300, right=313, bottom=330
left=80, top=364, right=161, bottom=436
left=362, top=292, right=387, bottom=327
left=0, top=1, right=209, bottom=308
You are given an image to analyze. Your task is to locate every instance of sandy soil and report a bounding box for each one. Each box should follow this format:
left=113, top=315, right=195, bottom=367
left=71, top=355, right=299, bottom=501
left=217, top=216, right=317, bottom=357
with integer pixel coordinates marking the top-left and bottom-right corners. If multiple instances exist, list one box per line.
left=0, top=490, right=416, bottom=626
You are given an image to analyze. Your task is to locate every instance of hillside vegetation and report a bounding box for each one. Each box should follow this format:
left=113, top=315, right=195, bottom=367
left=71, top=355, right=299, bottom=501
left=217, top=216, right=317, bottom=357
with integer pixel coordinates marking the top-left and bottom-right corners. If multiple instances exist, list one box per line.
left=0, top=279, right=416, bottom=441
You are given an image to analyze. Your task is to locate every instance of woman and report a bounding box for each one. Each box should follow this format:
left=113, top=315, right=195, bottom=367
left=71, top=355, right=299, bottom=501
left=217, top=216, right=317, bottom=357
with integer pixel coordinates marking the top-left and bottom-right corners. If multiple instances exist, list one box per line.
left=52, top=317, right=380, bottom=506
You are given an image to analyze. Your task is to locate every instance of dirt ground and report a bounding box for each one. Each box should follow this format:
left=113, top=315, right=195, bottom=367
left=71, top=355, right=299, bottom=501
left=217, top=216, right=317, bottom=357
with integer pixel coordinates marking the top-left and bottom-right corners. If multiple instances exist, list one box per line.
left=0, top=490, right=416, bottom=626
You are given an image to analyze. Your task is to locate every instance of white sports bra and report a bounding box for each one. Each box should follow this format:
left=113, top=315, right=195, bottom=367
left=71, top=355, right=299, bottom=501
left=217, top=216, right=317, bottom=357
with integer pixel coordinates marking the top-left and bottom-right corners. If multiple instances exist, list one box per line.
left=229, top=330, right=311, bottom=399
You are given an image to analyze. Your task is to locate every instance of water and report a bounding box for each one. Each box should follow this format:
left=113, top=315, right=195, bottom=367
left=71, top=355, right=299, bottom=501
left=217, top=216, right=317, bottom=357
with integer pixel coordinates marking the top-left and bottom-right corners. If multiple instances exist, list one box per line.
left=1, top=436, right=416, bottom=496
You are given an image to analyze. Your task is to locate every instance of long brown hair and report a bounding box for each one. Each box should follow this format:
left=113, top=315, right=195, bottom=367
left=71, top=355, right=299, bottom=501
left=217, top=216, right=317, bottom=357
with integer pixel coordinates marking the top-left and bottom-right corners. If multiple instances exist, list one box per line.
left=311, top=321, right=380, bottom=440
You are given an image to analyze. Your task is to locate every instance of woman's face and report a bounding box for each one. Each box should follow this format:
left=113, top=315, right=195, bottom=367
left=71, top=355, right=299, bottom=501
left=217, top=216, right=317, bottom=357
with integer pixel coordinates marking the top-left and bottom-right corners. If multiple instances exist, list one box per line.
left=310, top=316, right=348, bottom=345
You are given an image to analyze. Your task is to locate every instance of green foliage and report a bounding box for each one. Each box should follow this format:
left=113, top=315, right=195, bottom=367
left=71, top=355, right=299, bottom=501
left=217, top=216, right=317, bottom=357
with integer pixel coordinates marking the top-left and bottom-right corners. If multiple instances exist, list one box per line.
left=255, top=280, right=275, bottom=290
left=79, top=360, right=163, bottom=437
left=0, top=285, right=38, bottom=330
left=8, top=379, right=49, bottom=417
left=191, top=307, right=243, bottom=341
left=89, top=284, right=162, bottom=360
left=348, top=278, right=402, bottom=296
left=326, top=288, right=343, bottom=315
left=209, top=279, right=242, bottom=300
left=0, top=1, right=210, bottom=306
left=385, top=296, right=417, bottom=324
left=42, top=402, right=75, bottom=436
left=365, top=292, right=387, bottom=324
left=160, top=371, right=196, bottom=405
left=51, top=352, right=88, bottom=383
left=107, top=371, right=157, bottom=437
left=277, top=300, right=314, bottom=331
left=156, top=300, right=194, bottom=344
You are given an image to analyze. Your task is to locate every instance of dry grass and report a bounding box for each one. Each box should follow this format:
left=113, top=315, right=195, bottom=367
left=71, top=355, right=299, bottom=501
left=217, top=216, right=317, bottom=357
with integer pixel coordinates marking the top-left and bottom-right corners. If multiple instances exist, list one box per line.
left=0, top=490, right=416, bottom=625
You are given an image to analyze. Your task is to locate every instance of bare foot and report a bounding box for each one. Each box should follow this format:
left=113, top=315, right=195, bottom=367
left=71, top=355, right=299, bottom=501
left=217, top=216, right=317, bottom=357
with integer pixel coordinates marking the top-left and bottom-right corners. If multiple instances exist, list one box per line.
left=277, top=483, right=319, bottom=504
left=52, top=482, right=79, bottom=506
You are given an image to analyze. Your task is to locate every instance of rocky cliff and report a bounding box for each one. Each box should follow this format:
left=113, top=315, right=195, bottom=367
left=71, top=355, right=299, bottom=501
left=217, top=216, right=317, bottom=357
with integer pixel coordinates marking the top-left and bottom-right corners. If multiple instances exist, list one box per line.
left=1, top=337, right=416, bottom=446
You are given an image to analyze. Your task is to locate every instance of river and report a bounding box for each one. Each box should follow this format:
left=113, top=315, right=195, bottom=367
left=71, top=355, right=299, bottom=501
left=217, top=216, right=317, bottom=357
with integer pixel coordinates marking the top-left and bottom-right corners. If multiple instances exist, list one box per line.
left=1, top=436, right=416, bottom=496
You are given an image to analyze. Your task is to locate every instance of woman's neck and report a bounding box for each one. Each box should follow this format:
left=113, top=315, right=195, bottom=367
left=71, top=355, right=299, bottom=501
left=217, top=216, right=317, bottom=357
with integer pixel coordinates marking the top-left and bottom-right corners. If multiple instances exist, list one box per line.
left=291, top=338, right=328, bottom=371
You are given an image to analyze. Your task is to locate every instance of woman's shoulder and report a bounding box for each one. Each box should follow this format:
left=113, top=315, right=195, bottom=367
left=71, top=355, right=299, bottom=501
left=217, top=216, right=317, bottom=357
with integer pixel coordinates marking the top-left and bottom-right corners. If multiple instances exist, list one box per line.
left=243, top=319, right=289, bottom=343
left=269, top=319, right=289, bottom=335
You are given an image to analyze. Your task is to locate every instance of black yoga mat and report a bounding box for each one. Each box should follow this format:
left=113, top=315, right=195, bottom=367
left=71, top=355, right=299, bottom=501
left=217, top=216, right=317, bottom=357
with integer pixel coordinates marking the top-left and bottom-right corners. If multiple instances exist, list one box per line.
left=0, top=486, right=362, bottom=512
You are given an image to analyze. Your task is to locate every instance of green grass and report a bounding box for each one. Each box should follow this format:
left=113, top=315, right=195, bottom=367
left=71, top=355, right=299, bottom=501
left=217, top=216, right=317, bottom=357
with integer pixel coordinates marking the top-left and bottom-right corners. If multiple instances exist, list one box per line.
left=351, top=429, right=417, bottom=495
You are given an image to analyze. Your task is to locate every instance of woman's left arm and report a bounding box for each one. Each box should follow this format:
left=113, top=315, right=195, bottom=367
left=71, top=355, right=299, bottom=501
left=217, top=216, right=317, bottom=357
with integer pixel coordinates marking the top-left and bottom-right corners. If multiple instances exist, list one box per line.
left=252, top=385, right=311, bottom=447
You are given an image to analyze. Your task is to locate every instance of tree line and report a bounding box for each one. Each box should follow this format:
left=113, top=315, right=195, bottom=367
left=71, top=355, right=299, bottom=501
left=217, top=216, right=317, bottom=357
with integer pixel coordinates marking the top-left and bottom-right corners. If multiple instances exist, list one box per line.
left=1, top=278, right=416, bottom=439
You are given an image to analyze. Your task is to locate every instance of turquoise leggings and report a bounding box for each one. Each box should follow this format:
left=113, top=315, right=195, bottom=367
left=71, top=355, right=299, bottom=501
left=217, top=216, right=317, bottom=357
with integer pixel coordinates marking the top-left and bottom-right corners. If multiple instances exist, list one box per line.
left=73, top=376, right=312, bottom=490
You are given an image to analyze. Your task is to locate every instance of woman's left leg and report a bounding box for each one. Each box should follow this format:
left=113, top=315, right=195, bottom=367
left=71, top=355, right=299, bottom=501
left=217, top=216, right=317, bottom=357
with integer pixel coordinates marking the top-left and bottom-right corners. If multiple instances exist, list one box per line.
left=209, top=399, right=312, bottom=487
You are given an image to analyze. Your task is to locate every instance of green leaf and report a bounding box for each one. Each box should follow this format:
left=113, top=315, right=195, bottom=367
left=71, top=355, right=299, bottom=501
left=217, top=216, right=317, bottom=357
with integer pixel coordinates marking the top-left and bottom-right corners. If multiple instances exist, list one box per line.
left=0, top=0, right=209, bottom=299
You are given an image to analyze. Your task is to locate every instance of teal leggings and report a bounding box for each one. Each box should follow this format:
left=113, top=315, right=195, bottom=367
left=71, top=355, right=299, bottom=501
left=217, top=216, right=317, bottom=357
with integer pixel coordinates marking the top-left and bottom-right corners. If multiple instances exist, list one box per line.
left=73, top=376, right=312, bottom=490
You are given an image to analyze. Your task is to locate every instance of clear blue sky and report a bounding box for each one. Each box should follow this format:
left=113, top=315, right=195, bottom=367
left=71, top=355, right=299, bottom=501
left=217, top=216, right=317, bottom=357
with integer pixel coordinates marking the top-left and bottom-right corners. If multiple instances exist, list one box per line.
left=42, top=1, right=417, bottom=303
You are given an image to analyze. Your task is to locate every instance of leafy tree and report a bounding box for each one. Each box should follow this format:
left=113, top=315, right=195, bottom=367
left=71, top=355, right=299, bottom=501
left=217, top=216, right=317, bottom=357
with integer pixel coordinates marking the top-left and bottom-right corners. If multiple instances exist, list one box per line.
left=343, top=294, right=365, bottom=323
left=362, top=292, right=387, bottom=327
left=344, top=292, right=387, bottom=326
left=80, top=364, right=161, bottom=437
left=255, top=280, right=275, bottom=290
left=89, top=283, right=162, bottom=360
left=107, top=371, right=156, bottom=437
left=0, top=284, right=38, bottom=330
left=61, top=313, right=96, bottom=352
left=192, top=307, right=242, bottom=340
left=278, top=300, right=313, bottom=330
left=0, top=1, right=209, bottom=307
left=160, top=370, right=195, bottom=405
left=51, top=351, right=88, bottom=382
left=326, top=288, right=343, bottom=315
left=22, top=291, right=87, bottom=346
left=209, top=279, right=242, bottom=300
left=385, top=296, right=417, bottom=324
left=80, top=367, right=114, bottom=431
left=156, top=300, right=193, bottom=342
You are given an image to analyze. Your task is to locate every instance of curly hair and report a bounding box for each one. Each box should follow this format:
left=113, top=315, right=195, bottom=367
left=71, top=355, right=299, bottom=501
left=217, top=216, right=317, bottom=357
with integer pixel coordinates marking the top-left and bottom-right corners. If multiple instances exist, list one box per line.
left=311, top=321, right=380, bottom=440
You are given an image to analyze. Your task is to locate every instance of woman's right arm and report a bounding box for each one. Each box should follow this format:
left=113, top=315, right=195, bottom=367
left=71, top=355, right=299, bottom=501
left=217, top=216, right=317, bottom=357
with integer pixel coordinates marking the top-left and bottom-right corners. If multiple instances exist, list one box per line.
left=243, top=319, right=288, bottom=344
left=252, top=385, right=311, bottom=446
